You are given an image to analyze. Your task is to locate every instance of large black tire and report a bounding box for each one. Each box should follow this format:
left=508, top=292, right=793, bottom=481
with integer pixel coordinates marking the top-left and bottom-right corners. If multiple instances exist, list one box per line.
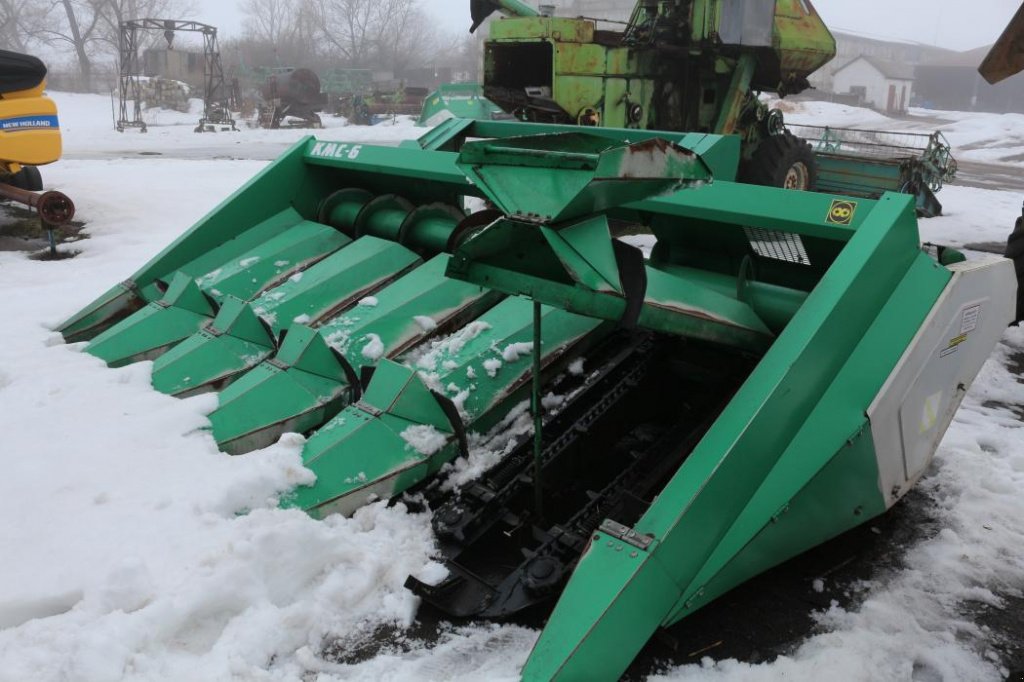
left=8, top=165, right=43, bottom=191
left=740, top=132, right=817, bottom=191
left=1006, top=216, right=1024, bottom=325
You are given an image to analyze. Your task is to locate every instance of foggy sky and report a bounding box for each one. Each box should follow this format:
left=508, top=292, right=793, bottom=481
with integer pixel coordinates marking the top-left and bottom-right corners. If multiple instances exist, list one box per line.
left=196, top=0, right=1022, bottom=52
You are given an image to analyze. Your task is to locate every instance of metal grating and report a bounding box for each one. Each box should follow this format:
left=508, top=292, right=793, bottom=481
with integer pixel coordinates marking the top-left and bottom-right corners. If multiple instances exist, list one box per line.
left=744, top=227, right=811, bottom=265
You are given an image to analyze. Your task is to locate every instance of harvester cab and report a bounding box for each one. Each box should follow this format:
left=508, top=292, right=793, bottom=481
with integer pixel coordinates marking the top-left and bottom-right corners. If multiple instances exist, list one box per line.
left=56, top=116, right=1017, bottom=677
left=0, top=49, right=62, bottom=191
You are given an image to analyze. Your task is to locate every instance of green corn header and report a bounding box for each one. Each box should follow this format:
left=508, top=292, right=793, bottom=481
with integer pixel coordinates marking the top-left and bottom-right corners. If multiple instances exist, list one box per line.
left=57, top=118, right=1016, bottom=678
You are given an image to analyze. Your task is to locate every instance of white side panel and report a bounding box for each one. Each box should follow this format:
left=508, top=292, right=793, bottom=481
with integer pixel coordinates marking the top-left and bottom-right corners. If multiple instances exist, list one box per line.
left=868, top=257, right=1016, bottom=508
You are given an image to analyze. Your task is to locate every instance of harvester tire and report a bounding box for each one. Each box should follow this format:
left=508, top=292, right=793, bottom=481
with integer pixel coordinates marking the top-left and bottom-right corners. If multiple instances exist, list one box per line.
left=10, top=165, right=43, bottom=191
left=740, top=132, right=817, bottom=192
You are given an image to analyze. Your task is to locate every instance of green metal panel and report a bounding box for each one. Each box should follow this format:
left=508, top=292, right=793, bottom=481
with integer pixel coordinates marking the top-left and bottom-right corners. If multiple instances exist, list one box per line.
left=665, top=252, right=949, bottom=622
left=520, top=193, right=943, bottom=680
left=288, top=300, right=603, bottom=517
left=209, top=255, right=501, bottom=454
left=417, top=84, right=506, bottom=128
left=455, top=132, right=713, bottom=223
left=84, top=221, right=350, bottom=367
left=449, top=215, right=778, bottom=352
left=488, top=17, right=594, bottom=42
left=150, top=236, right=420, bottom=396
left=416, top=120, right=741, bottom=182
left=814, top=153, right=905, bottom=197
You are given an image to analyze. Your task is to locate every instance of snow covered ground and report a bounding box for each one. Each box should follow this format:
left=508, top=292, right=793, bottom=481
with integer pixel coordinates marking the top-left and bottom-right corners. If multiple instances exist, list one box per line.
left=0, top=93, right=1022, bottom=681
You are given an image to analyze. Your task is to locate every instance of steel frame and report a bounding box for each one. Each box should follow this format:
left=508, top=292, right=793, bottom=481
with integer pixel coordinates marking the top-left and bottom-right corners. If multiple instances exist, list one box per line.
left=115, top=18, right=236, bottom=133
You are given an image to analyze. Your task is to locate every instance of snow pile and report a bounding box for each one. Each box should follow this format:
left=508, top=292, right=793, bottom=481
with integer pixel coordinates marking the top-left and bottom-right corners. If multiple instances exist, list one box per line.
left=360, top=333, right=385, bottom=361
left=483, top=358, right=503, bottom=377
left=400, top=424, right=449, bottom=457
left=920, top=186, right=1024, bottom=248
left=0, top=156, right=517, bottom=681
left=441, top=401, right=535, bottom=492
left=409, top=320, right=492, bottom=372
left=501, top=342, right=534, bottom=363
left=413, top=315, right=438, bottom=332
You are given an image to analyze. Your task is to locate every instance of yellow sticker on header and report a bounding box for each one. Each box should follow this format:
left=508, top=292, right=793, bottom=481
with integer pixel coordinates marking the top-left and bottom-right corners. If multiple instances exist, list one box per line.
left=826, top=199, right=857, bottom=226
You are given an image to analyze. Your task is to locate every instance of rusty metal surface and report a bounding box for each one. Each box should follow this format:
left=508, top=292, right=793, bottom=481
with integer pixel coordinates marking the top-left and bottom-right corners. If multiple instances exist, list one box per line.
left=0, top=183, right=75, bottom=226
left=980, top=2, right=1024, bottom=84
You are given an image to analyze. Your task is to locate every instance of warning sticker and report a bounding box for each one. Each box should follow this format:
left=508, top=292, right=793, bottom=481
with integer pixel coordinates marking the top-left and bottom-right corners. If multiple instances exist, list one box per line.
left=940, top=333, right=968, bottom=358
left=826, top=199, right=857, bottom=226
left=960, top=304, right=981, bottom=335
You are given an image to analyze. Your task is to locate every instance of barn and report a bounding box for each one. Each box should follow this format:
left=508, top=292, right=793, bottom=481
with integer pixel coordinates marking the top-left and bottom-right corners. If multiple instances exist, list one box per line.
left=833, top=56, right=915, bottom=114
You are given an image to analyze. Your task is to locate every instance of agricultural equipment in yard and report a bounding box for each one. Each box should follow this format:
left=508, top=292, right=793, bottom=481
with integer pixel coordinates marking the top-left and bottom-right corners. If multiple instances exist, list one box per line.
left=115, top=19, right=236, bottom=133
left=57, top=118, right=1017, bottom=678
left=417, top=83, right=509, bottom=127
left=470, top=0, right=958, bottom=214
left=342, top=85, right=430, bottom=126
left=1, top=50, right=58, bottom=191
left=0, top=50, right=76, bottom=247
left=786, top=124, right=958, bottom=218
left=257, top=68, right=324, bottom=129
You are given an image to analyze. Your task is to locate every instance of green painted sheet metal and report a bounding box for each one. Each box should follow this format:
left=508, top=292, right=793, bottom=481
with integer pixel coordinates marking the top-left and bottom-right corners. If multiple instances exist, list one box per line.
left=814, top=153, right=905, bottom=197
left=417, top=83, right=506, bottom=128
left=448, top=214, right=778, bottom=351
left=456, top=133, right=713, bottom=223
left=288, top=300, right=603, bottom=518
left=149, top=237, right=421, bottom=396
left=417, top=119, right=741, bottom=182
left=520, top=193, right=942, bottom=680
left=84, top=273, right=216, bottom=367
left=84, top=221, right=349, bottom=367
left=666, top=252, right=949, bottom=622
left=209, top=254, right=501, bottom=454
left=57, top=140, right=318, bottom=342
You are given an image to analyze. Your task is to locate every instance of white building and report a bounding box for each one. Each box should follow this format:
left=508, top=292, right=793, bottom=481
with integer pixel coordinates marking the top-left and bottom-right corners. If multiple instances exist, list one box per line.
left=833, top=56, right=915, bottom=114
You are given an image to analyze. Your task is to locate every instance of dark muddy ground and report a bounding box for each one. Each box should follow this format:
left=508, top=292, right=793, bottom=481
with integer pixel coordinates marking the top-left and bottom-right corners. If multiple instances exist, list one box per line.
left=0, top=202, right=85, bottom=258
left=324, top=484, right=1022, bottom=679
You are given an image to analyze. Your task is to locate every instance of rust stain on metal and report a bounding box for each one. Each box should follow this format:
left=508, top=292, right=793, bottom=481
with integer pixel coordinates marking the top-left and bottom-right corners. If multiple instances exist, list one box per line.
left=0, top=183, right=75, bottom=226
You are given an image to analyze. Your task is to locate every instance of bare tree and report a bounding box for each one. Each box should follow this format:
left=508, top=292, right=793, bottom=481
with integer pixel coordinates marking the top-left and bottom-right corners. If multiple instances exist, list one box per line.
left=93, top=0, right=199, bottom=54
left=242, top=0, right=298, bottom=44
left=15, top=0, right=195, bottom=91
left=0, top=0, right=32, bottom=52
left=22, top=1, right=103, bottom=89
left=313, top=0, right=379, bottom=67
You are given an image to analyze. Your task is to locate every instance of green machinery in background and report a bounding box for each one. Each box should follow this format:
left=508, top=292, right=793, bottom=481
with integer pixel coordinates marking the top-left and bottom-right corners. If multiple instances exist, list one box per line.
left=461, top=0, right=958, bottom=215
left=417, top=83, right=510, bottom=127
left=57, top=117, right=1016, bottom=678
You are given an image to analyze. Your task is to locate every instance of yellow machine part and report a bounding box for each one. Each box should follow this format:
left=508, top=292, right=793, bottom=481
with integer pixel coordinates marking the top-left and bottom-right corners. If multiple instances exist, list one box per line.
left=0, top=81, right=62, bottom=172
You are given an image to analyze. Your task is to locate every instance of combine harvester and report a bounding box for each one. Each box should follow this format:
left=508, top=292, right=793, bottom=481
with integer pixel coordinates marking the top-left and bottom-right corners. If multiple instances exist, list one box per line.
left=457, top=0, right=958, bottom=216
left=57, top=112, right=1017, bottom=676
